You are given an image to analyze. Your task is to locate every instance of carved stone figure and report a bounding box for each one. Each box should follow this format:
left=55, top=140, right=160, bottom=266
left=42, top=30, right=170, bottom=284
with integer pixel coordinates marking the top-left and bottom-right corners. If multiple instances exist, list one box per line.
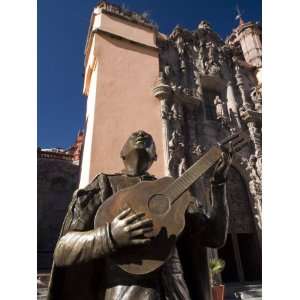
left=191, top=143, right=205, bottom=161
left=198, top=20, right=212, bottom=31
left=163, top=64, right=171, bottom=78
left=247, top=154, right=260, bottom=180
left=208, top=63, right=221, bottom=77
left=170, top=103, right=183, bottom=121
left=250, top=85, right=262, bottom=113
left=214, top=96, right=230, bottom=129
left=235, top=64, right=253, bottom=110
left=241, top=155, right=262, bottom=234
left=207, top=41, right=218, bottom=63
left=48, top=130, right=232, bottom=300
left=170, top=25, right=185, bottom=56
left=214, top=95, right=225, bottom=120
left=197, top=40, right=206, bottom=72
left=247, top=122, right=262, bottom=158
left=168, top=130, right=186, bottom=177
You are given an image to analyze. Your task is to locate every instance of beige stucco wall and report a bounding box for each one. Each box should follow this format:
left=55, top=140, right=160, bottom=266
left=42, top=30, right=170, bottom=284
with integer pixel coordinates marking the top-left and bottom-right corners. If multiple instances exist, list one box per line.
left=80, top=15, right=164, bottom=187
left=80, top=59, right=99, bottom=187
left=99, top=13, right=156, bottom=48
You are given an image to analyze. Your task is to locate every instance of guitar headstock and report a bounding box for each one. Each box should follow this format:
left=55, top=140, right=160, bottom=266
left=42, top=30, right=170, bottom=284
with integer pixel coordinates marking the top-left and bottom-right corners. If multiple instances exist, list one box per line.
left=218, top=131, right=250, bottom=154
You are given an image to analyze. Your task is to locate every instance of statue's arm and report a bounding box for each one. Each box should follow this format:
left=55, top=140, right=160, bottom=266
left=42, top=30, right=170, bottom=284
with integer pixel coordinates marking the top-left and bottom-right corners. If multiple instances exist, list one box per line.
left=53, top=173, right=116, bottom=267
left=53, top=205, right=153, bottom=267
left=186, top=182, right=229, bottom=248
left=186, top=150, right=232, bottom=248
left=53, top=224, right=115, bottom=267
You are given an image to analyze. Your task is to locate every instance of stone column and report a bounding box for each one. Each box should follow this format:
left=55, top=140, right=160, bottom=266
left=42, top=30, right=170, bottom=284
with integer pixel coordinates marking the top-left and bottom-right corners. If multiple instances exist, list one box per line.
left=242, top=156, right=262, bottom=245
left=226, top=81, right=242, bottom=129
left=240, top=108, right=262, bottom=178
left=235, top=66, right=252, bottom=110
left=239, top=108, right=262, bottom=244
left=153, top=75, right=172, bottom=175
left=248, top=121, right=262, bottom=177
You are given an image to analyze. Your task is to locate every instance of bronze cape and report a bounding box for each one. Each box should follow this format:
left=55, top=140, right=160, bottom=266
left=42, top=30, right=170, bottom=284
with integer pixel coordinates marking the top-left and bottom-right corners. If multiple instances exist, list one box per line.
left=47, top=173, right=226, bottom=300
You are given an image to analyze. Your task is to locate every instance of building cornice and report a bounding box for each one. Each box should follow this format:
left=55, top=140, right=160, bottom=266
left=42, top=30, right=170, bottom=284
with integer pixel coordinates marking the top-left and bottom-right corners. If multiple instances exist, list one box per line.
left=93, top=28, right=158, bottom=52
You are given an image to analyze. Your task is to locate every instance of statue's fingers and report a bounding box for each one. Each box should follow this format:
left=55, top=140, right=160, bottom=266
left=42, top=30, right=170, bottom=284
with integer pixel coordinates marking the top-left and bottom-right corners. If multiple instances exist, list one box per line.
left=223, top=149, right=233, bottom=166
left=131, top=238, right=151, bottom=245
left=216, top=154, right=225, bottom=170
left=215, top=156, right=223, bottom=169
left=124, top=212, right=145, bottom=225
left=130, top=227, right=153, bottom=238
left=223, top=151, right=232, bottom=164
left=127, top=219, right=153, bottom=231
left=117, top=208, right=131, bottom=220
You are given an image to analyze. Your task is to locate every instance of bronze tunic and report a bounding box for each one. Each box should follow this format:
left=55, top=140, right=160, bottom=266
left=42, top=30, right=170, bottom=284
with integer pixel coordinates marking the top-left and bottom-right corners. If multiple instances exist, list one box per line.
left=48, top=173, right=228, bottom=300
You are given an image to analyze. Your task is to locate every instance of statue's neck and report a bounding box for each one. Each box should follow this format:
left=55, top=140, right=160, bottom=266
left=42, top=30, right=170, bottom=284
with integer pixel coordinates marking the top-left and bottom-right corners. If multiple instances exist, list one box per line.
left=122, top=151, right=149, bottom=176
left=122, top=163, right=145, bottom=177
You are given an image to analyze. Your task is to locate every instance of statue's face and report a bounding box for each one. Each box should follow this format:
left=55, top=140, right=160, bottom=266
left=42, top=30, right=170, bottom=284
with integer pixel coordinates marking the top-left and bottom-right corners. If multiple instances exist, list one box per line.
left=121, top=130, right=157, bottom=175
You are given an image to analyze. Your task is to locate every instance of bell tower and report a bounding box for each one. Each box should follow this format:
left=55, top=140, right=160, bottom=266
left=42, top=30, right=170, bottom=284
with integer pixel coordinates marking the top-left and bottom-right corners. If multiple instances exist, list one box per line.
left=80, top=1, right=164, bottom=187
left=236, top=20, right=262, bottom=68
left=226, top=11, right=262, bottom=84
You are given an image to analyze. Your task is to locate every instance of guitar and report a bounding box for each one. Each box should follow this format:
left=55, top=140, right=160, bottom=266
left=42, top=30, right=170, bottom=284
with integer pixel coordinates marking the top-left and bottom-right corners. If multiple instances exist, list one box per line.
left=94, top=131, right=249, bottom=275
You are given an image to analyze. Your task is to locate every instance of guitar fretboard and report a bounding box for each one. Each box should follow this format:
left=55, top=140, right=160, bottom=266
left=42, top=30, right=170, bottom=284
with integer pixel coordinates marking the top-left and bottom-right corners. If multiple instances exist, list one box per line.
left=163, top=146, right=223, bottom=204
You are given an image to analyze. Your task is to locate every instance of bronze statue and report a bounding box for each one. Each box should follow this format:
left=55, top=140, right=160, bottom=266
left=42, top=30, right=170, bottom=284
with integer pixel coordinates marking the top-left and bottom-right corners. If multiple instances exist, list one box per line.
left=47, top=130, right=232, bottom=300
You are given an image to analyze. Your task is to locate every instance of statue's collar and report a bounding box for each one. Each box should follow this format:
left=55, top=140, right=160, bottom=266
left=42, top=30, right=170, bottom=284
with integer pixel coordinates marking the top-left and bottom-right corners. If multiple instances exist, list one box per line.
left=121, top=170, right=155, bottom=180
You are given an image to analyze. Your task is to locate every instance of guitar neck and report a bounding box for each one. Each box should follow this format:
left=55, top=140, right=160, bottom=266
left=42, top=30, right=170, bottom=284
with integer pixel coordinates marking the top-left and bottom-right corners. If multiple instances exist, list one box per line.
left=163, top=146, right=223, bottom=203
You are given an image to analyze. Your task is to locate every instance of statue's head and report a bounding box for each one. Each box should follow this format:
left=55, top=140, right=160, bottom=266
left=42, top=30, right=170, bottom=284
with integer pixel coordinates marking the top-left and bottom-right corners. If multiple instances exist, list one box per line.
left=120, top=130, right=157, bottom=176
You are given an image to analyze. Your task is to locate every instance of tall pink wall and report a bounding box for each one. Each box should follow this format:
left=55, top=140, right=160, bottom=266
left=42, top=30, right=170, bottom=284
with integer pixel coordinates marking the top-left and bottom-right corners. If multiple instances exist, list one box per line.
left=87, top=33, right=164, bottom=180
left=99, top=13, right=156, bottom=48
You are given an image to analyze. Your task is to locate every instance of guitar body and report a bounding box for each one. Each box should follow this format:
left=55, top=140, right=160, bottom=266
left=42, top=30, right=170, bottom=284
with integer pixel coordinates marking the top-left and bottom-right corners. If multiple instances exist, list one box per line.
left=94, top=131, right=249, bottom=275
left=94, top=177, right=192, bottom=275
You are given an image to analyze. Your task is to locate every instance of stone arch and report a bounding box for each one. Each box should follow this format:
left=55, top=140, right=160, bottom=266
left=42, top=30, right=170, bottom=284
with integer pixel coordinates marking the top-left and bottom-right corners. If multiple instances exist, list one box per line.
left=226, top=165, right=255, bottom=234
left=218, top=162, right=262, bottom=283
left=231, top=155, right=262, bottom=244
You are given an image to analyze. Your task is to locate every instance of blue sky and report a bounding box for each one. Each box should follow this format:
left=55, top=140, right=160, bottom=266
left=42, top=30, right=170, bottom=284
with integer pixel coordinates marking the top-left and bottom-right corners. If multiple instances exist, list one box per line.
left=38, top=0, right=261, bottom=149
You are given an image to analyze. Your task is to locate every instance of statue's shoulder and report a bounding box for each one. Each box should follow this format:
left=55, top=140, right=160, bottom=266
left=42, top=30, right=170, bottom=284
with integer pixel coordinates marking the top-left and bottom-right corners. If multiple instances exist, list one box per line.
left=73, top=173, right=116, bottom=197
left=102, top=172, right=123, bottom=178
left=74, top=172, right=157, bottom=198
left=83, top=172, right=122, bottom=185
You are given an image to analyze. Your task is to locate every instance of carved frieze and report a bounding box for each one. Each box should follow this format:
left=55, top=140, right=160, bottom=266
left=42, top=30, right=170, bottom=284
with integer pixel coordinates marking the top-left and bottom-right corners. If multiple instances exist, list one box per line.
left=159, top=20, right=236, bottom=107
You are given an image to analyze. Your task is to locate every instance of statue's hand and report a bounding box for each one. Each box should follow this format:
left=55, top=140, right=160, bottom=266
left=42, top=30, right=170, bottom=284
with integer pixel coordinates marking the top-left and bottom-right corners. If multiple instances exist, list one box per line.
left=212, top=144, right=233, bottom=184
left=110, top=208, right=153, bottom=248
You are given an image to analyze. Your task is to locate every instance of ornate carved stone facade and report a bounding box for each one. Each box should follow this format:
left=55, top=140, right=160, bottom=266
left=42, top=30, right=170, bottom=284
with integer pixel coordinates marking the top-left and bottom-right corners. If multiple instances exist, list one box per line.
left=153, top=17, right=262, bottom=281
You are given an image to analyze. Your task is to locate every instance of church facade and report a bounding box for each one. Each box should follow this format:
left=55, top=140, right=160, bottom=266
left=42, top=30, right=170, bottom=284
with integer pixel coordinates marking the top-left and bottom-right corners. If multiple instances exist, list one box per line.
left=80, top=1, right=262, bottom=291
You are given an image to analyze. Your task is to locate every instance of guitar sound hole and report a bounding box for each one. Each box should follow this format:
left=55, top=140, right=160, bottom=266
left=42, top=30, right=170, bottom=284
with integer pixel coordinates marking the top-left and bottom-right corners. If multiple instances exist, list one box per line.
left=148, top=194, right=170, bottom=215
